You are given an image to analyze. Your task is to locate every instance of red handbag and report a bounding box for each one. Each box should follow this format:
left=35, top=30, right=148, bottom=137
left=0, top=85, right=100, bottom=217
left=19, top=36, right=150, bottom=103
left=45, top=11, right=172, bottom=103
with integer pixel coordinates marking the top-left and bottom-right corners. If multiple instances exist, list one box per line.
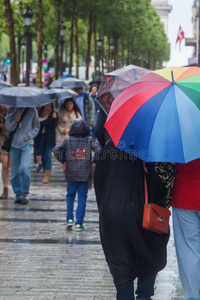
left=142, top=162, right=171, bottom=234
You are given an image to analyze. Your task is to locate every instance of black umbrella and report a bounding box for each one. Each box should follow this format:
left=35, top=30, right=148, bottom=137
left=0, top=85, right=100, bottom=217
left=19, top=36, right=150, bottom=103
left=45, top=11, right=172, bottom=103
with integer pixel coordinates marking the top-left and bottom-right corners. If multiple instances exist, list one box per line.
left=0, top=86, right=51, bottom=107
left=0, top=80, right=12, bottom=89
left=44, top=88, right=78, bottom=100
left=49, top=78, right=88, bottom=89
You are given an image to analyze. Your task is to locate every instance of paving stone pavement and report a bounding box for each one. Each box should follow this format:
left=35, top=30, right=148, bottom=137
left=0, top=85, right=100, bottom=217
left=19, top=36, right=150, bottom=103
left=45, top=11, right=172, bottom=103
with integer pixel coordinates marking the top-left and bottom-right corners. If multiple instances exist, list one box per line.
left=0, top=156, right=185, bottom=300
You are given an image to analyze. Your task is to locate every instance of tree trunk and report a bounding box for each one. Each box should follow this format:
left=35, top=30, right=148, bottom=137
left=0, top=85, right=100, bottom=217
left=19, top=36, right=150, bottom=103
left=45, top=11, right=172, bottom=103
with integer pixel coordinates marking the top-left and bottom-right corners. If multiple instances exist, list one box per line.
left=130, top=42, right=133, bottom=64
left=69, top=0, right=76, bottom=74
left=114, top=35, right=118, bottom=70
left=121, top=39, right=124, bottom=67
left=53, top=0, right=61, bottom=80
left=101, top=26, right=105, bottom=76
left=4, top=0, right=17, bottom=86
left=126, top=42, right=130, bottom=65
left=85, top=12, right=92, bottom=80
left=93, top=20, right=97, bottom=78
left=107, top=34, right=110, bottom=72
left=74, top=6, right=79, bottom=78
left=17, top=36, right=22, bottom=84
left=36, top=0, right=44, bottom=88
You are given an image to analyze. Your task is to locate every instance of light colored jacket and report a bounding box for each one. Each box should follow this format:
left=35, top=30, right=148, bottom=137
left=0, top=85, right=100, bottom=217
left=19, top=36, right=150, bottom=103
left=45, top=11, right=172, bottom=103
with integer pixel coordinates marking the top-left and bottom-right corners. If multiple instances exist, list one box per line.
left=5, top=107, right=40, bottom=149
left=57, top=109, right=82, bottom=142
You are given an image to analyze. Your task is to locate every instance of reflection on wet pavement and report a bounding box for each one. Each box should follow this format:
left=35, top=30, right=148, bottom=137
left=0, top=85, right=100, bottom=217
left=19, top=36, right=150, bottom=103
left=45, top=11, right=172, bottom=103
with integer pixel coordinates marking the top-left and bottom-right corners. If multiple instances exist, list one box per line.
left=0, top=157, right=184, bottom=299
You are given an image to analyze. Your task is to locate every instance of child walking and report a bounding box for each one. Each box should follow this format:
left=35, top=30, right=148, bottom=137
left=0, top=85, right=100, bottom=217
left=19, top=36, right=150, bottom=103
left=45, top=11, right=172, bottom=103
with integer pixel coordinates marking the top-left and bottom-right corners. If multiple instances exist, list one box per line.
left=53, top=119, right=101, bottom=231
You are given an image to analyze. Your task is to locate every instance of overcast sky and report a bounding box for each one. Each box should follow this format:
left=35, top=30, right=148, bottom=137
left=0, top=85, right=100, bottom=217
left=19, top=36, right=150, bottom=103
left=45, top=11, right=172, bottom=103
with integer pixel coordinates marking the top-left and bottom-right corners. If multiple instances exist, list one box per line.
left=166, top=0, right=194, bottom=67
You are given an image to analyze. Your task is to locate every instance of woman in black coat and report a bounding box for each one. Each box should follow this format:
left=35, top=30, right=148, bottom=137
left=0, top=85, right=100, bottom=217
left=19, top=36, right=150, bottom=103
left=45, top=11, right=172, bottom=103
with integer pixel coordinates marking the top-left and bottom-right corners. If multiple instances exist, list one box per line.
left=94, top=139, right=174, bottom=300
left=35, top=103, right=58, bottom=183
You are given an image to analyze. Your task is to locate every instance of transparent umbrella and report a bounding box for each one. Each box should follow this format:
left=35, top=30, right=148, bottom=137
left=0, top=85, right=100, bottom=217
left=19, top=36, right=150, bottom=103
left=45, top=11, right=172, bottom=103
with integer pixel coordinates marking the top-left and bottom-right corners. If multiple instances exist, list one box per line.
left=49, top=78, right=88, bottom=89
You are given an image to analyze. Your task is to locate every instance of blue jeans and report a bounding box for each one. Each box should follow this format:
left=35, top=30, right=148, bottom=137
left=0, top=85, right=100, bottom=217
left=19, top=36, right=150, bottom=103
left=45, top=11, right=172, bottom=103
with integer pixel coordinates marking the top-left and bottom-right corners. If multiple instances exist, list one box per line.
left=116, top=274, right=156, bottom=300
left=172, top=207, right=200, bottom=300
left=10, top=144, right=32, bottom=197
left=66, top=180, right=89, bottom=225
left=40, top=135, right=52, bottom=170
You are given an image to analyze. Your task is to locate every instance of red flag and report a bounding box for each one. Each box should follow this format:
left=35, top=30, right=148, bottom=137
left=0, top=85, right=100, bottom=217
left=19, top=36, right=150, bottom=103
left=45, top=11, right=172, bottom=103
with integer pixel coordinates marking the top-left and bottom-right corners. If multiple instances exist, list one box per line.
left=176, top=26, right=185, bottom=44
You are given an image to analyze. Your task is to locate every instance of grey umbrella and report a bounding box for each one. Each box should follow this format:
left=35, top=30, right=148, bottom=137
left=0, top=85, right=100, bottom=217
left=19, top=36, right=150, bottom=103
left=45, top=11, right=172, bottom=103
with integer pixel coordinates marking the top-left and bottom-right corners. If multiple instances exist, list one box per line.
left=0, top=80, right=12, bottom=89
left=0, top=86, right=51, bottom=107
left=49, top=78, right=88, bottom=89
left=44, top=88, right=78, bottom=100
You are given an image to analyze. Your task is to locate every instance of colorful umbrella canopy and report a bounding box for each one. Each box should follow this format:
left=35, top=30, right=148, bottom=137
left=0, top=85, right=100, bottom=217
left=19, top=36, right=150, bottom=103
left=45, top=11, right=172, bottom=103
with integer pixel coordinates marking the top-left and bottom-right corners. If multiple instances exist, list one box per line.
left=96, top=65, right=149, bottom=114
left=105, top=66, right=200, bottom=163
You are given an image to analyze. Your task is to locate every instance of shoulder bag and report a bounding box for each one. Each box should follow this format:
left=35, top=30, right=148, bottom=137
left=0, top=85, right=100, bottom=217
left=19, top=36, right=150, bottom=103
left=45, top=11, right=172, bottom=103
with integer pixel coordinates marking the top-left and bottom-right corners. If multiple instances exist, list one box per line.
left=2, top=108, right=29, bottom=152
left=142, top=161, right=171, bottom=234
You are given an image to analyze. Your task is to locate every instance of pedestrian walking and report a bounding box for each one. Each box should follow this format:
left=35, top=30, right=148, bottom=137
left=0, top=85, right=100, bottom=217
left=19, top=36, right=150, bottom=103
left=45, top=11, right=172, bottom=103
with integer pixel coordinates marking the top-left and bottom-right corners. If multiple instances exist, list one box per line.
left=5, top=107, right=39, bottom=204
left=73, top=87, right=94, bottom=127
left=57, top=98, right=82, bottom=143
left=53, top=118, right=101, bottom=231
left=172, top=158, right=200, bottom=300
left=94, top=139, right=174, bottom=300
left=35, top=103, right=58, bottom=184
left=57, top=98, right=82, bottom=176
left=0, top=105, right=10, bottom=199
left=89, top=83, right=99, bottom=136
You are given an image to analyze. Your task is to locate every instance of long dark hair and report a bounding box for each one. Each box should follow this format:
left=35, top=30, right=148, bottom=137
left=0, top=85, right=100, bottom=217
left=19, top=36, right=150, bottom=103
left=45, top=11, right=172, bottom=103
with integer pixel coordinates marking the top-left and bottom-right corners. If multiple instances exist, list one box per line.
left=60, top=97, right=82, bottom=117
left=38, top=102, right=54, bottom=117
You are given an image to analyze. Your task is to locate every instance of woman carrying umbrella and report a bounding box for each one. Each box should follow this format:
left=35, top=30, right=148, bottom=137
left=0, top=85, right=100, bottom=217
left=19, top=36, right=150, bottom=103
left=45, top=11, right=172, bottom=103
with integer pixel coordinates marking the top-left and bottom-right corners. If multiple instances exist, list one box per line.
left=0, top=105, right=10, bottom=199
left=94, top=140, right=174, bottom=300
left=35, top=103, right=58, bottom=184
left=95, top=66, right=200, bottom=299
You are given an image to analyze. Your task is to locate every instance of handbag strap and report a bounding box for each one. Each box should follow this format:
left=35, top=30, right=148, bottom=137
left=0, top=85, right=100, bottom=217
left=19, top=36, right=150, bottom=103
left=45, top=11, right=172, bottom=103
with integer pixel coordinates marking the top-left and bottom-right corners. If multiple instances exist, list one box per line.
left=143, top=161, right=148, bottom=206
left=12, top=108, right=29, bottom=134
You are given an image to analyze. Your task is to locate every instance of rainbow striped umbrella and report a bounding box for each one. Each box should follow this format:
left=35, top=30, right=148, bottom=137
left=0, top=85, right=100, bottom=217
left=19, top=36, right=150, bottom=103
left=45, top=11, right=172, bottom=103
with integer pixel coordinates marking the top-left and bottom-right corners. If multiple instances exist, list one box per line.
left=105, top=66, right=200, bottom=163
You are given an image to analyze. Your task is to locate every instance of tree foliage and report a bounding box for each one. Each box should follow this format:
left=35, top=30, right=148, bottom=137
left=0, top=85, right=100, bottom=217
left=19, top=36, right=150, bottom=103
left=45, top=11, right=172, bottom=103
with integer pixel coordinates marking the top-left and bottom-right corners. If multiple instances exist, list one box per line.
left=0, top=0, right=170, bottom=84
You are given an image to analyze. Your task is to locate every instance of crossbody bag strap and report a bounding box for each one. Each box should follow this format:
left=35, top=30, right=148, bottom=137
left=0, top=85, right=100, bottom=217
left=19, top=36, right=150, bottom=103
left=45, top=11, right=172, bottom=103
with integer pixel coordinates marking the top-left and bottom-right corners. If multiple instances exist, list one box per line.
left=143, top=161, right=148, bottom=206
left=13, top=107, right=29, bottom=134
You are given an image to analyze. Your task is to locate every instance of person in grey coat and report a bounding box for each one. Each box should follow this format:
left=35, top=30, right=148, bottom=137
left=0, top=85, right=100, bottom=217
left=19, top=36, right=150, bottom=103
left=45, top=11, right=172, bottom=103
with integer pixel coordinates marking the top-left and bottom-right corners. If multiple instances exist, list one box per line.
left=53, top=118, right=101, bottom=231
left=5, top=107, right=40, bottom=204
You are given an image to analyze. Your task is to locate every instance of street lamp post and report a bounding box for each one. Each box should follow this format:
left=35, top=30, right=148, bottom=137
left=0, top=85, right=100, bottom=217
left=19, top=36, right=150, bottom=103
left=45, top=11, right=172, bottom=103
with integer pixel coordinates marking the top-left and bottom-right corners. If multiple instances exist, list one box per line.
left=21, top=41, right=26, bottom=83
left=44, top=44, right=47, bottom=58
left=23, top=7, right=33, bottom=86
left=59, top=21, right=66, bottom=76
left=97, top=37, right=103, bottom=76
left=110, top=41, right=114, bottom=71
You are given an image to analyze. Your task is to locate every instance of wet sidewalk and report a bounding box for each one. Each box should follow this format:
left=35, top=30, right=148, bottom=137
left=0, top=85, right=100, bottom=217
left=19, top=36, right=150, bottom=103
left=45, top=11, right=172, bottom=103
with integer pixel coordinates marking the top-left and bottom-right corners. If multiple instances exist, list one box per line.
left=0, top=157, right=184, bottom=299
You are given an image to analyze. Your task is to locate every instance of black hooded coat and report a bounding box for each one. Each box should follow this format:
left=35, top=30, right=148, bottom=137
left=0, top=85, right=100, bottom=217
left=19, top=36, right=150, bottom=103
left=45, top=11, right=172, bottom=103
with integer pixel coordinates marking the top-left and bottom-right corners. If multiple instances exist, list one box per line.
left=94, top=140, right=174, bottom=289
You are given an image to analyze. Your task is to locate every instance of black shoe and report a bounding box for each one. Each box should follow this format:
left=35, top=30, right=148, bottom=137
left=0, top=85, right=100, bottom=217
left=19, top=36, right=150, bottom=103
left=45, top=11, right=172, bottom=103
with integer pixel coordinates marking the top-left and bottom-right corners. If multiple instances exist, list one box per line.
left=21, top=196, right=29, bottom=205
left=36, top=164, right=43, bottom=173
left=15, top=195, right=22, bottom=204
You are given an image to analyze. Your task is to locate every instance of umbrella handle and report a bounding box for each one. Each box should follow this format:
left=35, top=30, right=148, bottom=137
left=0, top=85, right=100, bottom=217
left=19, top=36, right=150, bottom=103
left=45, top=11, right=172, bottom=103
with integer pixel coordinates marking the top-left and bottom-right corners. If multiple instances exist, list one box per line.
left=52, top=101, right=56, bottom=112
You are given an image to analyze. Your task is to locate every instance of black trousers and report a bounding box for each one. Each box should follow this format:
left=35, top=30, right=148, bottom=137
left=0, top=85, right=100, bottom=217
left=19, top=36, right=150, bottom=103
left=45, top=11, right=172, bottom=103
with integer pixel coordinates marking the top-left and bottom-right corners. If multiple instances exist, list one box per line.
left=116, top=274, right=156, bottom=300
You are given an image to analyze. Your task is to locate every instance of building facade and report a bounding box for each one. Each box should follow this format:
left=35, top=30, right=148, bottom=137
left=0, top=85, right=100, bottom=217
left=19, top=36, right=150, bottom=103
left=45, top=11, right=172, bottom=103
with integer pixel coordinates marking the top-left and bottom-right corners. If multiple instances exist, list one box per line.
left=151, top=0, right=172, bottom=37
left=185, top=0, right=197, bottom=64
